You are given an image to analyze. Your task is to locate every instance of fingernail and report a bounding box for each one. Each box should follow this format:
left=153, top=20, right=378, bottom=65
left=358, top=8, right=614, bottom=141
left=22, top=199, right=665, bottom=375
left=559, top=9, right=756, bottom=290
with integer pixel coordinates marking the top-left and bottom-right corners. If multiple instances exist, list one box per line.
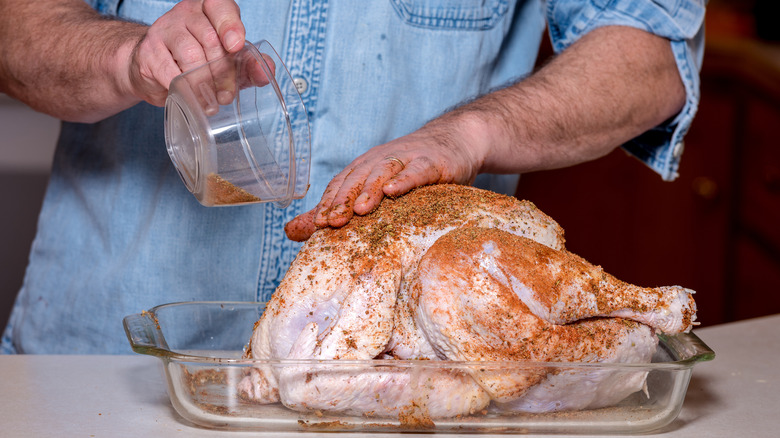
left=217, top=90, right=233, bottom=105
left=355, top=193, right=369, bottom=206
left=224, top=30, right=242, bottom=51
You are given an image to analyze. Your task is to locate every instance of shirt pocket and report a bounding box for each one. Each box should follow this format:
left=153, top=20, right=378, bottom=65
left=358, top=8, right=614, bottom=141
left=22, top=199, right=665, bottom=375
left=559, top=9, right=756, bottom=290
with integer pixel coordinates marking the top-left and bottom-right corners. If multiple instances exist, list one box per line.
left=390, top=0, right=510, bottom=30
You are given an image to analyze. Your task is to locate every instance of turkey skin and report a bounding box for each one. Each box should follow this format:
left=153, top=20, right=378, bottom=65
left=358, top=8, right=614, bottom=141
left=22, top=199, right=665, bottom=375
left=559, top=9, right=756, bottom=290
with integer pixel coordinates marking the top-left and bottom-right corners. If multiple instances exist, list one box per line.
left=238, top=184, right=697, bottom=418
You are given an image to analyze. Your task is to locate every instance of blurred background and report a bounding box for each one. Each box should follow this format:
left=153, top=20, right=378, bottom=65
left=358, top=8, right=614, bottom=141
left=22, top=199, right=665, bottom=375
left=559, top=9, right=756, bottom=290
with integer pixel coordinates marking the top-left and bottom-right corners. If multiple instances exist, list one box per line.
left=0, top=93, right=59, bottom=332
left=2, top=0, right=779, bottom=332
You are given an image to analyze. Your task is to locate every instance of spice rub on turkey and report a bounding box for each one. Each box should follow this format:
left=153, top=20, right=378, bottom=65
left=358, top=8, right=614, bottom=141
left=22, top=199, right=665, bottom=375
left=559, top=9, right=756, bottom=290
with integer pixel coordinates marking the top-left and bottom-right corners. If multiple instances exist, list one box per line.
left=239, top=184, right=697, bottom=417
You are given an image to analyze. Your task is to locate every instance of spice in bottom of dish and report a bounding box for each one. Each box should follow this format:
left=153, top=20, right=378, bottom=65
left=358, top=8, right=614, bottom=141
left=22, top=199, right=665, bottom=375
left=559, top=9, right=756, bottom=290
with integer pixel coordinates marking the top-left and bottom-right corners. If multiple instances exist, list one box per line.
left=205, top=173, right=262, bottom=205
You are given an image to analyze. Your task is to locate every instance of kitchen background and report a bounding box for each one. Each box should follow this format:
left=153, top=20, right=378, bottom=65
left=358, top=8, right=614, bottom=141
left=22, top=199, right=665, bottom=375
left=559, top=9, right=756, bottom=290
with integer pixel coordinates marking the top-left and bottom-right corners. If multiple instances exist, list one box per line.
left=2, top=0, right=778, bottom=332
left=0, top=93, right=59, bottom=332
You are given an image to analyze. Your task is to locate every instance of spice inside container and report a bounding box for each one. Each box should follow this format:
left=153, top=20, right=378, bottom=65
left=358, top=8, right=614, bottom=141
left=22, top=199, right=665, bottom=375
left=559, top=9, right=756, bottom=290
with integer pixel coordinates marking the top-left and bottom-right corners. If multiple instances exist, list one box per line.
left=164, top=40, right=311, bottom=209
left=204, top=173, right=262, bottom=205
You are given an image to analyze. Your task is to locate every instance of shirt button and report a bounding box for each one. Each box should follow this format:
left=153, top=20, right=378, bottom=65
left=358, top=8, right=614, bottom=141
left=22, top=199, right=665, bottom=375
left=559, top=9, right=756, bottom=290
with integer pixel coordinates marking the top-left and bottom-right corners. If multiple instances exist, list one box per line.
left=672, top=141, right=684, bottom=158
left=293, top=77, right=308, bottom=95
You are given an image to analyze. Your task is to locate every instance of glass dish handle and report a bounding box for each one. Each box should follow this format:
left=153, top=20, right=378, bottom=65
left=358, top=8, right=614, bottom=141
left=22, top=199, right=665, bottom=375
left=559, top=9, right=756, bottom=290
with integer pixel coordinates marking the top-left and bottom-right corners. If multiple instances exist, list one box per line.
left=122, top=311, right=170, bottom=355
left=658, top=331, right=716, bottom=363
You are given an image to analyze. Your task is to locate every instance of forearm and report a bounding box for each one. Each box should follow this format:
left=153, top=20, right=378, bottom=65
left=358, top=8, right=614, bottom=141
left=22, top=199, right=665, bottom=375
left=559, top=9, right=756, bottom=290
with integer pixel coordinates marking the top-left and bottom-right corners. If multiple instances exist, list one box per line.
left=441, top=25, right=686, bottom=174
left=0, top=0, right=145, bottom=122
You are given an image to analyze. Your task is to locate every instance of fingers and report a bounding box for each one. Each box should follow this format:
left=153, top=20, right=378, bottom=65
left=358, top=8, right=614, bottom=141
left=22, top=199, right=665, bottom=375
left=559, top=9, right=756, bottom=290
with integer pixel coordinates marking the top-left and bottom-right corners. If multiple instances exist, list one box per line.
left=202, top=0, right=245, bottom=52
left=285, top=159, right=393, bottom=240
left=189, top=0, right=246, bottom=110
left=304, top=130, right=479, bottom=234
left=313, top=154, right=425, bottom=229
left=353, top=155, right=450, bottom=215
left=207, top=51, right=238, bottom=107
left=313, top=171, right=365, bottom=229
left=173, top=19, right=216, bottom=73
left=285, top=209, right=319, bottom=242
left=174, top=0, right=243, bottom=66
left=244, top=53, right=275, bottom=88
left=128, top=0, right=245, bottom=106
left=352, top=157, right=408, bottom=215
left=293, top=113, right=481, bottom=237
left=382, top=156, right=445, bottom=197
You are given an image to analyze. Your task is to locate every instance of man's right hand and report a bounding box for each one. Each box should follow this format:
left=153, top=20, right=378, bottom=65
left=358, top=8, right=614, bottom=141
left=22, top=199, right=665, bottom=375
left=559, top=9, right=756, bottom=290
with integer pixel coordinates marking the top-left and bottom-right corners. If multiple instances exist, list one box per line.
left=127, top=0, right=246, bottom=106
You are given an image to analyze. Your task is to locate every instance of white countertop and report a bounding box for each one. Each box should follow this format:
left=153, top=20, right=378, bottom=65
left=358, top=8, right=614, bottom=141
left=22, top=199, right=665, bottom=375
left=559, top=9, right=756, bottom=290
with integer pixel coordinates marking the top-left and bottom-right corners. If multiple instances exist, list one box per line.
left=2, top=315, right=779, bottom=437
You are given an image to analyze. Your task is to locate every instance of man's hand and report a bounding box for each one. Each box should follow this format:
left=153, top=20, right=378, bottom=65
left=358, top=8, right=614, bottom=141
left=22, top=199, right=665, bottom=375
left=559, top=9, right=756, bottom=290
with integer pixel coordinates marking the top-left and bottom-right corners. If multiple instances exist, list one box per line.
left=128, top=0, right=245, bottom=106
left=284, top=113, right=486, bottom=241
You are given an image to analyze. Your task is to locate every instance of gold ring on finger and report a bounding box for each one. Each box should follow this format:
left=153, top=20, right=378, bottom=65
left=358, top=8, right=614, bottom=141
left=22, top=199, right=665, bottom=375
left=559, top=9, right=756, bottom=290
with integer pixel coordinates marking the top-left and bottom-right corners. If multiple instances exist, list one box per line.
left=384, top=156, right=405, bottom=170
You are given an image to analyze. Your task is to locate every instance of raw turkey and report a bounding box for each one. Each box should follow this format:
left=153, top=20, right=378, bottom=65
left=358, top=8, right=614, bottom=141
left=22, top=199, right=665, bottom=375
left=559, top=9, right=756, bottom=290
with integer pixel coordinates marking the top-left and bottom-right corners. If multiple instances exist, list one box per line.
left=238, top=184, right=696, bottom=418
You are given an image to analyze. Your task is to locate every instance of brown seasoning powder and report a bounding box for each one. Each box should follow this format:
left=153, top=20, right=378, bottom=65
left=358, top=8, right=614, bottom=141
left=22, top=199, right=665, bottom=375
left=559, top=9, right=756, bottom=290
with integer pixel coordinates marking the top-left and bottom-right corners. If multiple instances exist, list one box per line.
left=205, top=173, right=262, bottom=205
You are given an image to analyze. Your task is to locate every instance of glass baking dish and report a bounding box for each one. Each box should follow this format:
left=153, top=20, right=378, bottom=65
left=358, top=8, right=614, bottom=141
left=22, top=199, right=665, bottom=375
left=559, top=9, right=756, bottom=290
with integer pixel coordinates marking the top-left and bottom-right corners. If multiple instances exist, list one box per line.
left=123, top=301, right=714, bottom=434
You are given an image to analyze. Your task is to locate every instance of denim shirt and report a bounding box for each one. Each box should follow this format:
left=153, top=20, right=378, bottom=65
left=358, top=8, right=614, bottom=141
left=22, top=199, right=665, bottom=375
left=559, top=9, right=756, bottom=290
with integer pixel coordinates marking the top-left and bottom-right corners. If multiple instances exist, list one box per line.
left=2, top=0, right=705, bottom=354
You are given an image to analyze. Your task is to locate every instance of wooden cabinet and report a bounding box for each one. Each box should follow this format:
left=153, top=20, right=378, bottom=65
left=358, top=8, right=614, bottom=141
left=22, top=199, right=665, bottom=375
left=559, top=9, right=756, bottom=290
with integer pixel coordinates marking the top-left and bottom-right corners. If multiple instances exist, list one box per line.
left=739, top=96, right=780, bottom=252
left=514, top=37, right=780, bottom=327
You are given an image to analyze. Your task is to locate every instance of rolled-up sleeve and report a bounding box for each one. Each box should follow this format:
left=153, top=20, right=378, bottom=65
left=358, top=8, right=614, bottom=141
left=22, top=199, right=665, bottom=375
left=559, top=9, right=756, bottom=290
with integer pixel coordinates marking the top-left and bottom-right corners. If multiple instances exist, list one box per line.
left=545, top=0, right=706, bottom=181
